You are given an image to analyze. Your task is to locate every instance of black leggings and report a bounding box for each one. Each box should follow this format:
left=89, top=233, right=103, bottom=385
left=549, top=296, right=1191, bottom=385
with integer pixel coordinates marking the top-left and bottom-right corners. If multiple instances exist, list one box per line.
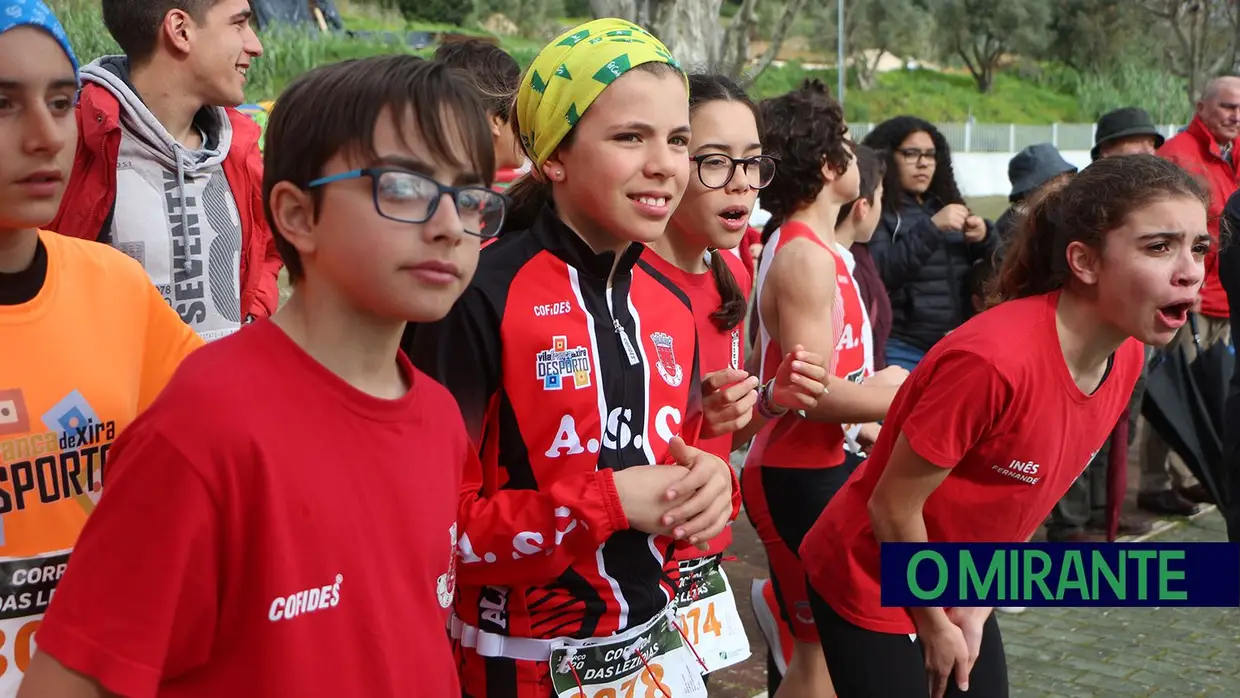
left=809, top=587, right=1009, bottom=698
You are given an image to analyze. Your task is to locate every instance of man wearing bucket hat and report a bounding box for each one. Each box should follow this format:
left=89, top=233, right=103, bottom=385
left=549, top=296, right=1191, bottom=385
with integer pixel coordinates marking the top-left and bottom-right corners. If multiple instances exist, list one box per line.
left=995, top=142, right=1077, bottom=245
left=1091, top=107, right=1165, bottom=160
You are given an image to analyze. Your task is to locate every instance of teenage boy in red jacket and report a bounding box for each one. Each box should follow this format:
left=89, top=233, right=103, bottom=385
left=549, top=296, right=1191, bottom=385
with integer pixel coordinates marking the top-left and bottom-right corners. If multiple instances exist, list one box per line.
left=48, top=0, right=282, bottom=340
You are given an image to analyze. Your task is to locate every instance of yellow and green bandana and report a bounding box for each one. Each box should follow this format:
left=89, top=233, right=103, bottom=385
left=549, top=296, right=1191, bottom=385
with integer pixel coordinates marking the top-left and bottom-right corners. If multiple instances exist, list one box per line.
left=517, top=17, right=685, bottom=168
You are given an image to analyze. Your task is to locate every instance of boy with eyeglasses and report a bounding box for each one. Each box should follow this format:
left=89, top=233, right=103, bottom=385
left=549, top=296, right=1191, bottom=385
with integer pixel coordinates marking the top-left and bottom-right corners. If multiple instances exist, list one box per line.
left=20, top=55, right=506, bottom=698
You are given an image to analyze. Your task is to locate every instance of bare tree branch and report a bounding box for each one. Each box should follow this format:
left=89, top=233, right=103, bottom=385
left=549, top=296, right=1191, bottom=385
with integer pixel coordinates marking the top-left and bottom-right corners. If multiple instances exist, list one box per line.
left=739, top=0, right=809, bottom=87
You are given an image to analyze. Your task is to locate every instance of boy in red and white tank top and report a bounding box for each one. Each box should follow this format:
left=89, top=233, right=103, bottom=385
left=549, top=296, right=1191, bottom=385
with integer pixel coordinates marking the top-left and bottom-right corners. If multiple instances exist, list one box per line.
left=740, top=83, right=908, bottom=697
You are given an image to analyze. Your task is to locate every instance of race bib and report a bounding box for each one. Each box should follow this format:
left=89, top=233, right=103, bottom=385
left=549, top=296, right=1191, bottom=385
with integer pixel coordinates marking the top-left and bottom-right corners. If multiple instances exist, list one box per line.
left=549, top=613, right=707, bottom=698
left=0, top=550, right=71, bottom=695
left=672, top=556, right=750, bottom=674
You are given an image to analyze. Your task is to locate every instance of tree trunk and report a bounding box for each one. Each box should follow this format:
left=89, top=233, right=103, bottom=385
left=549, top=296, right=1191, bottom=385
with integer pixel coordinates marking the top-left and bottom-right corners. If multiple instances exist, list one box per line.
left=650, top=0, right=725, bottom=71
left=853, top=48, right=884, bottom=90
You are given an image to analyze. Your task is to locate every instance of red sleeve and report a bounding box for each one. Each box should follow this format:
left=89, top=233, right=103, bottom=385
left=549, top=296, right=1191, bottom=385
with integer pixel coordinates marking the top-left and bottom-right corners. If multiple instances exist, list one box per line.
left=415, top=291, right=629, bottom=588
left=35, top=426, right=219, bottom=698
left=899, top=349, right=1010, bottom=469
left=455, top=448, right=629, bottom=587
left=248, top=150, right=283, bottom=318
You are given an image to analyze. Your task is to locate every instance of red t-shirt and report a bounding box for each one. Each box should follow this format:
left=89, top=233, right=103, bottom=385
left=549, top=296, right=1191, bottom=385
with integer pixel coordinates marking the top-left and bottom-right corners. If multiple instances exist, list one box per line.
left=35, top=321, right=467, bottom=697
left=642, top=248, right=751, bottom=556
left=801, top=291, right=1143, bottom=634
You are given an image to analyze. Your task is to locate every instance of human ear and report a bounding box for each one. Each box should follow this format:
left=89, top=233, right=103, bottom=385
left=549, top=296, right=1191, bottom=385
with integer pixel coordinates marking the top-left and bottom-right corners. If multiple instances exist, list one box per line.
left=269, top=182, right=319, bottom=258
left=1066, top=240, right=1101, bottom=286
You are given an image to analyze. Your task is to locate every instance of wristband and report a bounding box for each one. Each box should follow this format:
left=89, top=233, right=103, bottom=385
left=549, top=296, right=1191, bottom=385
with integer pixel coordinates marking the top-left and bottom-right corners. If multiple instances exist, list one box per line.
left=756, top=379, right=788, bottom=419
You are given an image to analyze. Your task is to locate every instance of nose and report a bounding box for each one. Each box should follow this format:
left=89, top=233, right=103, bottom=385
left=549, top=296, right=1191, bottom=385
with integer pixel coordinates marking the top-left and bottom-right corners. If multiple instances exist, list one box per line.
left=23, top=102, right=66, bottom=156
left=1175, top=246, right=1206, bottom=288
left=245, top=26, right=264, bottom=58
left=725, top=161, right=753, bottom=194
left=422, top=192, right=468, bottom=244
left=645, top=141, right=679, bottom=180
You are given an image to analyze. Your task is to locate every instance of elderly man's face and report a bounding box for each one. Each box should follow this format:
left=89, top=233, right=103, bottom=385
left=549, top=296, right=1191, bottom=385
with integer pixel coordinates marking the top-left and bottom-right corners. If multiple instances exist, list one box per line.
left=1198, top=78, right=1240, bottom=144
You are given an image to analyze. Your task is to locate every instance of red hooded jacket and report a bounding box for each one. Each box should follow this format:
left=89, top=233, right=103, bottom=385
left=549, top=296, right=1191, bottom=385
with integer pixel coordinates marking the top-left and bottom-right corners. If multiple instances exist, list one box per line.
left=1157, top=116, right=1237, bottom=319
left=48, top=82, right=282, bottom=321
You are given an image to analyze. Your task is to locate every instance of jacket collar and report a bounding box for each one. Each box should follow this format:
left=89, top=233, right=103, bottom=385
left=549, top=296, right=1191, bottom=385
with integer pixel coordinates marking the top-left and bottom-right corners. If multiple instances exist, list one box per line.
left=76, top=81, right=259, bottom=156
left=530, top=204, right=644, bottom=281
left=1186, top=116, right=1230, bottom=162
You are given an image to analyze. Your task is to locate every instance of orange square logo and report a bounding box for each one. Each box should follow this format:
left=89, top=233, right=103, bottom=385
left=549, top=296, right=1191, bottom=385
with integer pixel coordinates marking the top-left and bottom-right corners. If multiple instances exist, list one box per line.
left=0, top=389, right=30, bottom=436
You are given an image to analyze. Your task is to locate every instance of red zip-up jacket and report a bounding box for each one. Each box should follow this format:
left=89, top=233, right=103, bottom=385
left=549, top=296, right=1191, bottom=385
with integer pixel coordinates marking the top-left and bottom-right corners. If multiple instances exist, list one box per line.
left=48, top=83, right=282, bottom=321
left=409, top=206, right=739, bottom=649
left=1157, top=116, right=1238, bottom=319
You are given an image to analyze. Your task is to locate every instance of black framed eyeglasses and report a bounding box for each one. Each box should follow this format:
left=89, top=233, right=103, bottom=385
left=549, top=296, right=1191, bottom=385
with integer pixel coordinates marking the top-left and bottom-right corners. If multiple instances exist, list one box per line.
left=896, top=148, right=936, bottom=164
left=689, top=154, right=779, bottom=190
left=307, top=167, right=508, bottom=239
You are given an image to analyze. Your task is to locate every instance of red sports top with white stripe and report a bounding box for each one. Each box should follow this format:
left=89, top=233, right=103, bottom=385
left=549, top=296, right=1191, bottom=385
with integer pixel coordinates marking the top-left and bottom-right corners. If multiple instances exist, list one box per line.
left=747, top=221, right=867, bottom=469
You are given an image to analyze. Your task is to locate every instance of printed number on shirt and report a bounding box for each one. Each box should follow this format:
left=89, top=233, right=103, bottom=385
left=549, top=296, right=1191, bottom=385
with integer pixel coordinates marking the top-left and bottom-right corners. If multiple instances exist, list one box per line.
left=0, top=551, right=73, bottom=691
left=545, top=406, right=681, bottom=458
left=549, top=613, right=707, bottom=698
left=672, top=557, right=750, bottom=674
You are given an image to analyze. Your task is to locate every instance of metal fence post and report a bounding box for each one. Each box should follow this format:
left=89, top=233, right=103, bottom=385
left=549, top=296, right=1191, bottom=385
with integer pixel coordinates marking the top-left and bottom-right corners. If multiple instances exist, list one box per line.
left=1009, top=123, right=1016, bottom=152
left=964, top=120, right=973, bottom=153
left=1051, top=123, right=1059, bottom=148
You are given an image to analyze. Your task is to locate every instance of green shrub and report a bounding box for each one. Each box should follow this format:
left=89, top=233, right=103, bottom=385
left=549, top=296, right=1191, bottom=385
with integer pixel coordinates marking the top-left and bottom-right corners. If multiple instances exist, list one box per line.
left=51, top=0, right=430, bottom=103
left=395, top=0, right=473, bottom=25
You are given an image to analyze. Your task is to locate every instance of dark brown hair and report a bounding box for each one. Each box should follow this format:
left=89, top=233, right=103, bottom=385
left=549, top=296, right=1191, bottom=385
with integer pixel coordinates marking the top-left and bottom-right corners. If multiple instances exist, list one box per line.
left=263, top=55, right=494, bottom=283
left=836, top=144, right=888, bottom=228
left=990, top=153, right=1208, bottom=305
left=434, top=39, right=521, bottom=121
left=688, top=73, right=760, bottom=332
left=101, top=0, right=223, bottom=64
left=504, top=61, right=684, bottom=232
left=757, top=79, right=851, bottom=241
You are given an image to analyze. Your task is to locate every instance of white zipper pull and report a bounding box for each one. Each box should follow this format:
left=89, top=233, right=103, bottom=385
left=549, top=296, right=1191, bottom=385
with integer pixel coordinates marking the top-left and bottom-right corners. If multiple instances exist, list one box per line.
left=614, top=318, right=640, bottom=366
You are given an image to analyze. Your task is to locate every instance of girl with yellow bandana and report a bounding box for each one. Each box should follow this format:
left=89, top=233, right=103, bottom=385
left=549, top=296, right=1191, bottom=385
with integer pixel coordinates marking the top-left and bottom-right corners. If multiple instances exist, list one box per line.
left=409, top=17, right=740, bottom=698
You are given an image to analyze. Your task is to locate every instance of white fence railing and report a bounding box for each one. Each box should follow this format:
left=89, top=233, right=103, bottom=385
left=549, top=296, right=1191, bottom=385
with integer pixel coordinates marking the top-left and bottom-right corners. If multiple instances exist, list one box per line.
left=848, top=122, right=1184, bottom=153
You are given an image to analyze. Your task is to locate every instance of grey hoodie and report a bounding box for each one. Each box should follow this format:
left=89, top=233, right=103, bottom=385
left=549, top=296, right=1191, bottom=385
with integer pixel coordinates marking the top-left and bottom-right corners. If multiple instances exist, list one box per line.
left=81, top=56, right=244, bottom=342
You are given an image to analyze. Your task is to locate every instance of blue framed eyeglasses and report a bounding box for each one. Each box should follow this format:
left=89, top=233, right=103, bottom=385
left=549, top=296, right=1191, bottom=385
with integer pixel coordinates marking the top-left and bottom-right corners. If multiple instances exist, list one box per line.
left=307, top=167, right=508, bottom=239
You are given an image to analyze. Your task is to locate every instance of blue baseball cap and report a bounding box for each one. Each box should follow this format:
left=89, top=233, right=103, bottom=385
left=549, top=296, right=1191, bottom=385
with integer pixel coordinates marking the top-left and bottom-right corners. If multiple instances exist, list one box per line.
left=1, top=0, right=79, bottom=79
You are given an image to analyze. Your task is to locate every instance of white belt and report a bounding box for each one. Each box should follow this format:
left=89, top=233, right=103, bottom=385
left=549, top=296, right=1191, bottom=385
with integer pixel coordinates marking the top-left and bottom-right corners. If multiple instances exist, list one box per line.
left=449, top=605, right=673, bottom=663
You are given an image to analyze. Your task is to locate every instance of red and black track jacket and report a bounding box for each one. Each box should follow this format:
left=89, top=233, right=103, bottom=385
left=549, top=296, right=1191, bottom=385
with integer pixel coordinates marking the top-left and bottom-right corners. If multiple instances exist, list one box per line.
left=409, top=205, right=708, bottom=642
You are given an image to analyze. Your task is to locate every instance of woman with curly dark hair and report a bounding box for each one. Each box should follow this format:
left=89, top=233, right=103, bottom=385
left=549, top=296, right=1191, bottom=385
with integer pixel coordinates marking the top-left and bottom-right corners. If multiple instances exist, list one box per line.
left=741, top=80, right=908, bottom=698
left=861, top=116, right=999, bottom=370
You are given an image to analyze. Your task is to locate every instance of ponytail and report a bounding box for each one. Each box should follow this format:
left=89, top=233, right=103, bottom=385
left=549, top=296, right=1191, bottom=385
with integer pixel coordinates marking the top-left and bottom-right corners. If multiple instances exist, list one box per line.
left=988, top=182, right=1067, bottom=307
left=708, top=250, right=747, bottom=331
left=503, top=174, right=551, bottom=233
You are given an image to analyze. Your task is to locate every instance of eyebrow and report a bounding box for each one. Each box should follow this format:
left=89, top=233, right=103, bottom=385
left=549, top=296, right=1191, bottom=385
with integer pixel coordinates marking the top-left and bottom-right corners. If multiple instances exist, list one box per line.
left=232, top=10, right=253, bottom=22
left=694, top=142, right=763, bottom=154
left=371, top=154, right=484, bottom=186
left=0, top=78, right=78, bottom=90
left=613, top=121, right=692, bottom=136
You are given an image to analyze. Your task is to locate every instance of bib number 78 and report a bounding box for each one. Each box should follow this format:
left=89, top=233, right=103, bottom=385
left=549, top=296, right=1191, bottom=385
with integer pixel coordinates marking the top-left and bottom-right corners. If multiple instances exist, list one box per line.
left=571, top=663, right=667, bottom=698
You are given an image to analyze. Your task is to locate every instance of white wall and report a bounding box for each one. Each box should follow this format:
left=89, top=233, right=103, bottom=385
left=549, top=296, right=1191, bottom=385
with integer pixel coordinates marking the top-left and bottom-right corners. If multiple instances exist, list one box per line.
left=950, top=150, right=1093, bottom=199
left=748, top=149, right=1094, bottom=228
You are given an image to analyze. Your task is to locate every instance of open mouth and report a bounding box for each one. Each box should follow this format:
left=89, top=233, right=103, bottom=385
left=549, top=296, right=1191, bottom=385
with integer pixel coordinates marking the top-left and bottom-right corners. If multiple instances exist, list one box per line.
left=717, top=206, right=750, bottom=230
left=236, top=66, right=248, bottom=78
left=1157, top=301, right=1193, bottom=326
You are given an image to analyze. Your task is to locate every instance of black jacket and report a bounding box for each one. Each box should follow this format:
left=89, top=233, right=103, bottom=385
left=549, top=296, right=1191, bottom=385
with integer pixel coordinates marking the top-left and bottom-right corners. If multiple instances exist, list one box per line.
left=868, top=192, right=999, bottom=351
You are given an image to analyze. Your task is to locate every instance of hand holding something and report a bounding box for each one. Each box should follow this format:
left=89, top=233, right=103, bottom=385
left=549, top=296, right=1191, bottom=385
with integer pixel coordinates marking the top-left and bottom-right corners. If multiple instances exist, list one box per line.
left=661, top=437, right=735, bottom=549
left=931, top=203, right=970, bottom=232
left=962, top=215, right=987, bottom=242
left=771, top=345, right=828, bottom=412
left=701, top=369, right=760, bottom=438
left=863, top=365, right=909, bottom=388
left=613, top=465, right=692, bottom=536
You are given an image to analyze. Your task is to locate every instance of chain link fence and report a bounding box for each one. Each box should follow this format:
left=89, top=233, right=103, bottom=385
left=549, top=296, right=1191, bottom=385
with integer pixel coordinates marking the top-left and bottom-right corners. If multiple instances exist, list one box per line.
left=848, top=122, right=1185, bottom=153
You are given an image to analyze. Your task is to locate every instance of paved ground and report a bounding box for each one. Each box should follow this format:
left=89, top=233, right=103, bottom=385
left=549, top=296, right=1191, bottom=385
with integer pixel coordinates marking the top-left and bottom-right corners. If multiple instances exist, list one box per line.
left=710, top=449, right=1239, bottom=698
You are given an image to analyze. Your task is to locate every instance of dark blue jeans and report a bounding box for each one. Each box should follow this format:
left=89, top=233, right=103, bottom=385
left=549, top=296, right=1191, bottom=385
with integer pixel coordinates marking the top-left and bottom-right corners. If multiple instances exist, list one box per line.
left=885, top=336, right=926, bottom=371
